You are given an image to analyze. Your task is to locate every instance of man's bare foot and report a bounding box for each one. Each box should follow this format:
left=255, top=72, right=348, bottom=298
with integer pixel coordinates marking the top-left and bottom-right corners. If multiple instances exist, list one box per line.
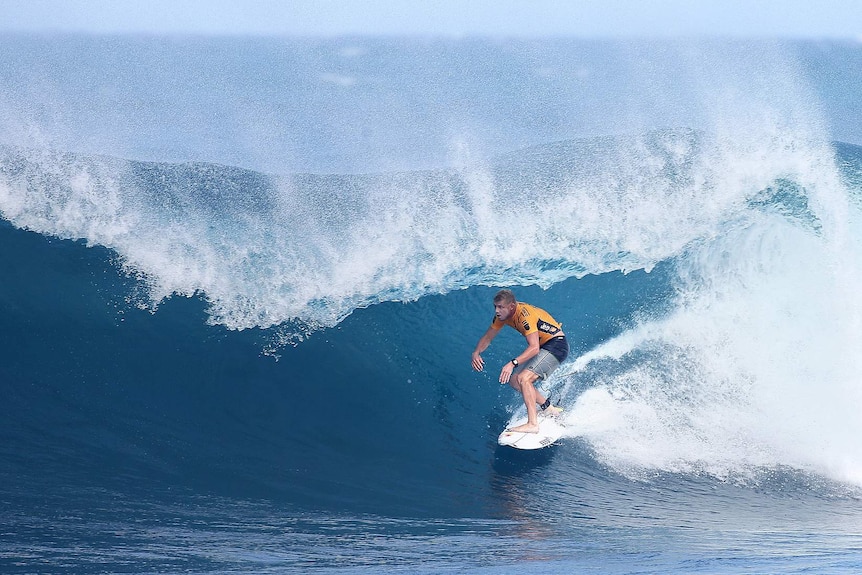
left=544, top=405, right=562, bottom=417
left=507, top=422, right=540, bottom=433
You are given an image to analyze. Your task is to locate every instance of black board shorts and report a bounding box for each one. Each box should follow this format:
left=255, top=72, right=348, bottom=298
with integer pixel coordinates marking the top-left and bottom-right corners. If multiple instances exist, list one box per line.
left=541, top=335, right=569, bottom=363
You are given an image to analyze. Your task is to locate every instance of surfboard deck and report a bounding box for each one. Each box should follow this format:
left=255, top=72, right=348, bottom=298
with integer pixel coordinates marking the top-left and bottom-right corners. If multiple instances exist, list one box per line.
left=498, top=414, right=566, bottom=449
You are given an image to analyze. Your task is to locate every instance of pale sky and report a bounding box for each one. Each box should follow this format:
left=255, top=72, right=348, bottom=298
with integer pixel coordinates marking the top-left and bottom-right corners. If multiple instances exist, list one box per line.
left=0, top=0, right=860, bottom=39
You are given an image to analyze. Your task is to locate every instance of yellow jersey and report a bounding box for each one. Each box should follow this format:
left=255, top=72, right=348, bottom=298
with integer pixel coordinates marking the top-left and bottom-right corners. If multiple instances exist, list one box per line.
left=490, top=302, right=563, bottom=346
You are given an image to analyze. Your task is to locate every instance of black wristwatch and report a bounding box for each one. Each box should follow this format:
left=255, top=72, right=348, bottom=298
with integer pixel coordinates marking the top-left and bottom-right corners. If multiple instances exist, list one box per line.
left=511, top=358, right=519, bottom=367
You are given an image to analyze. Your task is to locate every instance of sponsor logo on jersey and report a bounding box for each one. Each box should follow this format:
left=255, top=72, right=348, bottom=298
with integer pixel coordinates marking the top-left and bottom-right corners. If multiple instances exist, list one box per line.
left=537, top=319, right=559, bottom=334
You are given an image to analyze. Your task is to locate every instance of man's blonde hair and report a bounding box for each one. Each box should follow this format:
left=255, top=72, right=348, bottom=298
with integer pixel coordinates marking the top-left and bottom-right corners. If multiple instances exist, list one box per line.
left=493, top=289, right=516, bottom=305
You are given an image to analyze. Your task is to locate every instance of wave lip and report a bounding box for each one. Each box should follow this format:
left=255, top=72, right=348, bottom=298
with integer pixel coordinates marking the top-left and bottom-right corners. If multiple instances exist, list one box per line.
left=2, top=128, right=839, bottom=337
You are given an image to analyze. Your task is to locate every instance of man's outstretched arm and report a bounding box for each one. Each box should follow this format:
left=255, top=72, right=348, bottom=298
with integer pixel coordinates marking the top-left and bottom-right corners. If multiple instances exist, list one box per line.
left=471, top=326, right=499, bottom=371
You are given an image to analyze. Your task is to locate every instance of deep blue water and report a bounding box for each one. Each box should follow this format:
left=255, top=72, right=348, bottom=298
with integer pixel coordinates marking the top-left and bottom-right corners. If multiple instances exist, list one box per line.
left=3, top=36, right=862, bottom=573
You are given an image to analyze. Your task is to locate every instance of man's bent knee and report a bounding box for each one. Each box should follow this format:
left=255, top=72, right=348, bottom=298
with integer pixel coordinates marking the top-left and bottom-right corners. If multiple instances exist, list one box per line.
left=517, top=370, right=539, bottom=387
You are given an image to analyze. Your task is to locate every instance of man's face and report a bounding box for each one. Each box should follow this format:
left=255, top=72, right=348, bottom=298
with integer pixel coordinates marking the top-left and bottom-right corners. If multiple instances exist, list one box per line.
left=494, top=301, right=515, bottom=321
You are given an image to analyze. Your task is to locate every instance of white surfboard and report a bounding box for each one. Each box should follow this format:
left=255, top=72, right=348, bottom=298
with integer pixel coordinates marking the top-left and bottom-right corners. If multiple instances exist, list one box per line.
left=498, top=414, right=566, bottom=450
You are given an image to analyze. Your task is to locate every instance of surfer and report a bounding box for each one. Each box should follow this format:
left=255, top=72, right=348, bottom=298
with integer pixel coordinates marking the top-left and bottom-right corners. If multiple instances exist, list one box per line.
left=471, top=289, right=569, bottom=433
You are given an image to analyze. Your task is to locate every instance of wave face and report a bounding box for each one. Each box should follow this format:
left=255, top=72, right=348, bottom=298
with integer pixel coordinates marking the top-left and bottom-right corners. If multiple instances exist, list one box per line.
left=3, top=137, right=862, bottom=504
left=3, top=36, right=862, bottom=573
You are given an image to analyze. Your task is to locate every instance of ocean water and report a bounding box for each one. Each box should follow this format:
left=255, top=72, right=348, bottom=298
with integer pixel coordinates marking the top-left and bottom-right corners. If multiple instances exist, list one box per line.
left=2, top=35, right=862, bottom=573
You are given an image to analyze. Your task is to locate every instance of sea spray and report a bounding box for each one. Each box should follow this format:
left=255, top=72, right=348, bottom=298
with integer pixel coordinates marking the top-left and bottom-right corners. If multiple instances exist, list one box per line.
left=0, top=40, right=836, bottom=341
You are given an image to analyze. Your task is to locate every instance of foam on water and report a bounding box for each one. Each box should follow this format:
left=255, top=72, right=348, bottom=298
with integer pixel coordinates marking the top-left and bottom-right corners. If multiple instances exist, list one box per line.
left=559, top=135, right=862, bottom=487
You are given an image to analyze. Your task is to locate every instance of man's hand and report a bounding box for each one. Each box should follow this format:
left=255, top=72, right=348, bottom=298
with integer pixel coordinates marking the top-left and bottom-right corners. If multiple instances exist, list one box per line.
left=471, top=352, right=484, bottom=372
left=499, top=362, right=514, bottom=384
